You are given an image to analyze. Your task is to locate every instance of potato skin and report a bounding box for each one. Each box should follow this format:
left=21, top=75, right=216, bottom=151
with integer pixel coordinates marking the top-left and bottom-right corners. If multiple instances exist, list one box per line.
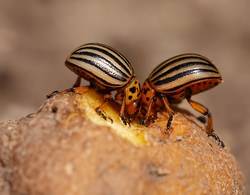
left=0, top=89, right=245, bottom=195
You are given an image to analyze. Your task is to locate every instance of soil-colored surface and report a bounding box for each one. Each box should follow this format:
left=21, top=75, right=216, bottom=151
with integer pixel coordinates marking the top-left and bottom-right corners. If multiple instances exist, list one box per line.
left=0, top=90, right=244, bottom=195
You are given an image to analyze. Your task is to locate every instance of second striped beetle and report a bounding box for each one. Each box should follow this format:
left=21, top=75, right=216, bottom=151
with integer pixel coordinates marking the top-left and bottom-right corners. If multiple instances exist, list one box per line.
left=65, top=43, right=141, bottom=124
left=140, top=53, right=224, bottom=147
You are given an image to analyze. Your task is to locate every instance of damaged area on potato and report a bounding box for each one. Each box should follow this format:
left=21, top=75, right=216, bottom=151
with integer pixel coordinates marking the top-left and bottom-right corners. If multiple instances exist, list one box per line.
left=72, top=86, right=198, bottom=146
left=73, top=86, right=148, bottom=146
left=51, top=86, right=226, bottom=148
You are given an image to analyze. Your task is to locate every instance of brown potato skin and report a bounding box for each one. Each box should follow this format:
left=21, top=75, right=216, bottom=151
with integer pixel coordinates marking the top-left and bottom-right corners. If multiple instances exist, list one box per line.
left=0, top=89, right=245, bottom=195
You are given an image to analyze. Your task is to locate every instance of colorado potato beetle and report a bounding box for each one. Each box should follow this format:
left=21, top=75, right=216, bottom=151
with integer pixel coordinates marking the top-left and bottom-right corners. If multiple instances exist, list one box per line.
left=65, top=43, right=141, bottom=124
left=141, top=53, right=223, bottom=145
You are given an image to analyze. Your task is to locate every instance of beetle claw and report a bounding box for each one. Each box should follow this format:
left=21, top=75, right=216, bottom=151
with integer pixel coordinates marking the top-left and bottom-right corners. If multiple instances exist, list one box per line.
left=140, top=119, right=151, bottom=127
left=208, top=132, right=225, bottom=148
left=140, top=114, right=157, bottom=126
left=46, top=90, right=60, bottom=99
left=163, top=129, right=172, bottom=137
left=166, top=113, right=174, bottom=130
left=120, top=115, right=131, bottom=126
left=47, top=87, right=76, bottom=99
left=160, top=114, right=175, bottom=137
left=139, top=119, right=147, bottom=126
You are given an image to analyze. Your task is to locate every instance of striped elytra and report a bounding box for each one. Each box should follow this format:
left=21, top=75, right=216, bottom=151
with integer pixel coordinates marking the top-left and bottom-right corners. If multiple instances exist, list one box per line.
left=149, top=53, right=222, bottom=97
left=65, top=43, right=141, bottom=124
left=65, top=43, right=134, bottom=90
left=140, top=53, right=223, bottom=146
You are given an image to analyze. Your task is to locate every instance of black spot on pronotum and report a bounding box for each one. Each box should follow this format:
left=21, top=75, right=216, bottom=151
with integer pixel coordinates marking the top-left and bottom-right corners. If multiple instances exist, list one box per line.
left=128, top=95, right=132, bottom=100
left=135, top=81, right=138, bottom=84
left=129, top=87, right=136, bottom=93
left=146, top=97, right=150, bottom=102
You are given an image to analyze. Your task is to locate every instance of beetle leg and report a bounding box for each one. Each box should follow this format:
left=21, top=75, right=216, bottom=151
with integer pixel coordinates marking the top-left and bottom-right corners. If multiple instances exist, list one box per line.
left=186, top=96, right=213, bottom=134
left=186, top=95, right=225, bottom=148
left=208, top=132, right=225, bottom=148
left=142, top=97, right=155, bottom=126
left=119, top=97, right=130, bottom=126
left=72, top=76, right=82, bottom=88
left=161, top=97, right=175, bottom=132
left=95, top=93, right=113, bottom=123
left=48, top=76, right=82, bottom=98
left=63, top=76, right=82, bottom=94
left=63, top=76, right=83, bottom=94
left=46, top=90, right=60, bottom=99
left=115, top=90, right=130, bottom=125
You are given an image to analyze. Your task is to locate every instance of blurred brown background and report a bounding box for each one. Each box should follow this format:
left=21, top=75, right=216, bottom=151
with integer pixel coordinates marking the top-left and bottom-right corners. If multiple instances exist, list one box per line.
left=0, top=0, right=249, bottom=192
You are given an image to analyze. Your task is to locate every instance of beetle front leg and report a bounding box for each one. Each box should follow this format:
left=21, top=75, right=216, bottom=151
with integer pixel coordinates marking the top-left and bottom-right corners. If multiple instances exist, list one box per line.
left=95, top=93, right=113, bottom=123
left=161, top=96, right=175, bottom=134
left=68, top=76, right=82, bottom=92
left=141, top=98, right=155, bottom=126
left=72, top=76, right=82, bottom=88
left=47, top=76, right=82, bottom=99
left=114, top=91, right=130, bottom=125
left=119, top=97, right=130, bottom=126
left=46, top=90, right=60, bottom=99
left=65, top=76, right=82, bottom=93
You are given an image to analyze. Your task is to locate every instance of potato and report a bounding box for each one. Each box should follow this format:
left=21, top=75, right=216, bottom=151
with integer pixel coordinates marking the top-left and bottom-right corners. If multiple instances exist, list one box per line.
left=0, top=87, right=244, bottom=195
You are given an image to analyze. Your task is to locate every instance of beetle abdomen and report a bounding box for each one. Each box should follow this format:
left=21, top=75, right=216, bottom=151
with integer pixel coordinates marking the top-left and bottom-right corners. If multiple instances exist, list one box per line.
left=65, top=43, right=134, bottom=89
left=149, top=53, right=222, bottom=93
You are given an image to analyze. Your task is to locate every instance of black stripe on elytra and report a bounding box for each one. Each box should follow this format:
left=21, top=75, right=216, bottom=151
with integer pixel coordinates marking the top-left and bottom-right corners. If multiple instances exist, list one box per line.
left=151, top=55, right=213, bottom=78
left=72, top=51, right=129, bottom=79
left=74, top=46, right=132, bottom=76
left=70, top=56, right=127, bottom=82
left=92, top=43, right=131, bottom=67
left=161, top=77, right=221, bottom=93
left=112, top=48, right=131, bottom=66
left=65, top=61, right=123, bottom=88
left=151, top=61, right=217, bottom=82
left=154, top=69, right=219, bottom=86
